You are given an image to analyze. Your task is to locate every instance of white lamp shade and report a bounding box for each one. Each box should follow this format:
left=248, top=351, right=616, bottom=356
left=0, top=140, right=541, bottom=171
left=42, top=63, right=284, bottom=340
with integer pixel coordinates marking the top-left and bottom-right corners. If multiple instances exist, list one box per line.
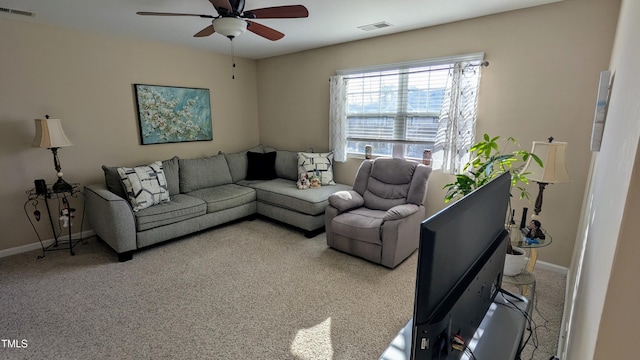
left=213, top=17, right=247, bottom=38
left=32, top=118, right=73, bottom=148
left=522, top=141, right=570, bottom=184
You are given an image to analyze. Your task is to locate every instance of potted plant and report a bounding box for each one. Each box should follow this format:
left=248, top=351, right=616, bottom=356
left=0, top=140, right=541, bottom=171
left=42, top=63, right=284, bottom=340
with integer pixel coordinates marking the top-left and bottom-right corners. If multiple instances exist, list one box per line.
left=443, top=134, right=542, bottom=204
left=442, top=134, right=543, bottom=274
left=503, top=246, right=528, bottom=276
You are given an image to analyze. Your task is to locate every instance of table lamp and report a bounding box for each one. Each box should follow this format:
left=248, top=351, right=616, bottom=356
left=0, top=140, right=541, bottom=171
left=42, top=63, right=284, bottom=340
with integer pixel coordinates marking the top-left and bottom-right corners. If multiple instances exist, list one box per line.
left=32, top=115, right=73, bottom=193
left=521, top=137, right=570, bottom=225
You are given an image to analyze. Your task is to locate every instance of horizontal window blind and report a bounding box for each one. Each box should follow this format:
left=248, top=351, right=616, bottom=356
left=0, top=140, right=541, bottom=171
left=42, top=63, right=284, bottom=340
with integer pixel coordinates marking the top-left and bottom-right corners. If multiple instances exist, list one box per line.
left=331, top=53, right=485, bottom=162
left=344, top=65, right=451, bottom=158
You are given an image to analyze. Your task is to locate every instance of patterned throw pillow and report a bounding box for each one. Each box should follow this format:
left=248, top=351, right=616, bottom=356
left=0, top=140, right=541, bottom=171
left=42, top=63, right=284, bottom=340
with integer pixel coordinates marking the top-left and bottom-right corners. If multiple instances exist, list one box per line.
left=297, top=152, right=336, bottom=185
left=117, top=161, right=170, bottom=211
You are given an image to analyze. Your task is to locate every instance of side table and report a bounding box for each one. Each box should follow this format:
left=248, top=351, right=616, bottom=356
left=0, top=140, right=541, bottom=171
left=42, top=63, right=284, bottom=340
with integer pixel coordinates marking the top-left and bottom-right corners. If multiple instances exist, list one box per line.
left=502, top=269, right=537, bottom=300
left=24, top=183, right=86, bottom=258
left=512, top=227, right=553, bottom=273
left=502, top=227, right=553, bottom=297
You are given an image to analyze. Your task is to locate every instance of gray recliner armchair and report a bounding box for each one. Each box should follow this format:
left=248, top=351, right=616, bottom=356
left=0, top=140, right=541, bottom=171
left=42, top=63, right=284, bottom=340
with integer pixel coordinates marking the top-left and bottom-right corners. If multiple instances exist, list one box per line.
left=325, top=157, right=432, bottom=268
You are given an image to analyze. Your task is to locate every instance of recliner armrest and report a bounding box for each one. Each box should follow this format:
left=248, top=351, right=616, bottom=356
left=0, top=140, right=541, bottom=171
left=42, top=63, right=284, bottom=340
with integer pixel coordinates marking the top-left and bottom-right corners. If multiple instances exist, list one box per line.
left=328, top=190, right=364, bottom=212
left=384, top=204, right=420, bottom=220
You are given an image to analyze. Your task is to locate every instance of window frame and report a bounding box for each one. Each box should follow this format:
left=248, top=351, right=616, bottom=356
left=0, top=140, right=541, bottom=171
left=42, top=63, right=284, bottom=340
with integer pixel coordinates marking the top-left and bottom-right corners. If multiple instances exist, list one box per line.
left=337, top=53, right=484, bottom=160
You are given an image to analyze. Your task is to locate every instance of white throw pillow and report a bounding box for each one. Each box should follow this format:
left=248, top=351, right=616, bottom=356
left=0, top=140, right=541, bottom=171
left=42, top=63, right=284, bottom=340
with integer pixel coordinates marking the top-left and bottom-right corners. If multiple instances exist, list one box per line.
left=117, top=161, right=170, bottom=211
left=297, top=152, right=336, bottom=185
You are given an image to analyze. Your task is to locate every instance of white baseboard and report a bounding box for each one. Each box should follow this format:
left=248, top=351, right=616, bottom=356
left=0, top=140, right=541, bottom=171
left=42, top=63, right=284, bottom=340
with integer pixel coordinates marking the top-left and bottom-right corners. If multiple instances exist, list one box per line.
left=534, top=259, right=568, bottom=275
left=0, top=230, right=96, bottom=259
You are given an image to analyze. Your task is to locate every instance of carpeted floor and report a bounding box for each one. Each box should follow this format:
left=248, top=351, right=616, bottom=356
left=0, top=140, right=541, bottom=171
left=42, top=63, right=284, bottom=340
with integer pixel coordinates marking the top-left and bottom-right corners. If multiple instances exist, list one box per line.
left=0, top=219, right=564, bottom=359
left=513, top=266, right=566, bottom=360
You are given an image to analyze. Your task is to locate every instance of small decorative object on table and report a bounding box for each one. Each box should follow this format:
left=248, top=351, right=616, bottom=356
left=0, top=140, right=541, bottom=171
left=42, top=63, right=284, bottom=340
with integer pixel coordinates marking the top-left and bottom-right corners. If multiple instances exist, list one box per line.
left=365, top=145, right=372, bottom=159
left=524, top=219, right=545, bottom=244
left=422, top=149, right=431, bottom=165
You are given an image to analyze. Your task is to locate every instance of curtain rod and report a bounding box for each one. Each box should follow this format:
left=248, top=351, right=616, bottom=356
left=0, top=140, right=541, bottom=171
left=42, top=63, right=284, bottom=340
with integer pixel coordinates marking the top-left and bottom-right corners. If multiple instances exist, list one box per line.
left=334, top=61, right=489, bottom=81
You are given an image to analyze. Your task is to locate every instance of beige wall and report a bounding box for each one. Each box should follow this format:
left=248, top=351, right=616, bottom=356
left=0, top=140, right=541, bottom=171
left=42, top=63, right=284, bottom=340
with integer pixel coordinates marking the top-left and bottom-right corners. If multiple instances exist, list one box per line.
left=562, top=0, right=640, bottom=358
left=256, top=0, right=620, bottom=267
left=0, top=18, right=259, bottom=252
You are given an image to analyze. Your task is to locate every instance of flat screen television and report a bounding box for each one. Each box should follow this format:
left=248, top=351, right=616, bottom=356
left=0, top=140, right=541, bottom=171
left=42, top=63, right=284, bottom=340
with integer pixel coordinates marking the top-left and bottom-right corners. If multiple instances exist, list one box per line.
left=411, top=171, right=511, bottom=359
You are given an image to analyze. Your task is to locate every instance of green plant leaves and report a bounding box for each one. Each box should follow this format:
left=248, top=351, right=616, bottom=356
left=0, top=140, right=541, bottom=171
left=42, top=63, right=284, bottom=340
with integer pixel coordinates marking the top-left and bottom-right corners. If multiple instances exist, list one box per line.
left=442, top=134, right=543, bottom=203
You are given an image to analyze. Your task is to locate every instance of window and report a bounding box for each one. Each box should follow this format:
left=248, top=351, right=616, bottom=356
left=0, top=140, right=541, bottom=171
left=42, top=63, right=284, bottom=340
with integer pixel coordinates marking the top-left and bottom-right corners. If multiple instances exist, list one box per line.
left=330, top=53, right=485, bottom=172
left=344, top=65, right=450, bottom=159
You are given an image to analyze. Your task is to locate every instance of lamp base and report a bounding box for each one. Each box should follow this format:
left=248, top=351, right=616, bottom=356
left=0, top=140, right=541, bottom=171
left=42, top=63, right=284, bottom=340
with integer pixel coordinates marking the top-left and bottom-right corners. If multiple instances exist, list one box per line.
left=533, top=182, right=548, bottom=216
left=52, top=177, right=73, bottom=193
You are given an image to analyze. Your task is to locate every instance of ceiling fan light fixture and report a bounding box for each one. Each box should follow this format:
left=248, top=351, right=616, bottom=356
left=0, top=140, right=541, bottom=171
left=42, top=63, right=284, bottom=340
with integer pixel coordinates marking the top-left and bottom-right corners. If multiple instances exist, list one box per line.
left=213, top=17, right=247, bottom=39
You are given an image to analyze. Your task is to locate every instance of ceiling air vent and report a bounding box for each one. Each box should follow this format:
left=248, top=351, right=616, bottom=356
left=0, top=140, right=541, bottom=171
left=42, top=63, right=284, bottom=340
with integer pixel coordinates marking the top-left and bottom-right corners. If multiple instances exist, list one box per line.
left=358, top=21, right=393, bottom=32
left=0, top=7, right=35, bottom=17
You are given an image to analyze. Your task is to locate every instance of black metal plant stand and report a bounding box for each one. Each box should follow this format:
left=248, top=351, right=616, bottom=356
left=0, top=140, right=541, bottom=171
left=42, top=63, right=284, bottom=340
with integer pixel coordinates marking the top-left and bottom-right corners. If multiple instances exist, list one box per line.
left=24, top=183, right=86, bottom=259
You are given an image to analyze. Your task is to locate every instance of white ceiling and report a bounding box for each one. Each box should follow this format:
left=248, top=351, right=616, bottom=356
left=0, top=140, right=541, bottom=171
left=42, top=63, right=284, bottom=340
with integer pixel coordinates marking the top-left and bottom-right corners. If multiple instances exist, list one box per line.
left=0, top=0, right=562, bottom=60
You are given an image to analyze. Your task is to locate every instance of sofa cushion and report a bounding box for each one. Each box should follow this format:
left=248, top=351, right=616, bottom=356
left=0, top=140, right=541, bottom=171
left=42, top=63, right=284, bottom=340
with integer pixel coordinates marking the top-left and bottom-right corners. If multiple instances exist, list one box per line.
left=162, top=156, right=180, bottom=196
left=246, top=151, right=277, bottom=180
left=330, top=208, right=385, bottom=244
left=102, top=165, right=127, bottom=199
left=363, top=158, right=416, bottom=210
left=224, top=145, right=264, bottom=182
left=274, top=150, right=299, bottom=181
left=102, top=156, right=180, bottom=199
left=134, top=194, right=207, bottom=231
left=244, top=178, right=351, bottom=216
left=179, top=154, right=233, bottom=193
left=117, top=161, right=170, bottom=212
left=186, top=184, right=256, bottom=213
left=297, top=152, right=336, bottom=185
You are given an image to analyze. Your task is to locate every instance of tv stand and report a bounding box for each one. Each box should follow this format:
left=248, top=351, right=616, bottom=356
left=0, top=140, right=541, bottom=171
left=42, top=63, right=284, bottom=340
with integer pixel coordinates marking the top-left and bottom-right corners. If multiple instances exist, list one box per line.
left=380, top=292, right=531, bottom=360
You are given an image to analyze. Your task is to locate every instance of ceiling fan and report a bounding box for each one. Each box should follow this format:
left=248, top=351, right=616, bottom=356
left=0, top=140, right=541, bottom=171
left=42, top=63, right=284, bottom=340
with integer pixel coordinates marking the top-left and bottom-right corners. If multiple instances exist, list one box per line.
left=137, top=0, right=309, bottom=41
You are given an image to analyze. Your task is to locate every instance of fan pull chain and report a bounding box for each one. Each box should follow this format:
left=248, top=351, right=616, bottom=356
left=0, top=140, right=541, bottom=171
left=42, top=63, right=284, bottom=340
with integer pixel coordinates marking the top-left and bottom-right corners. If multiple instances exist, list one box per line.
left=230, top=39, right=236, bottom=80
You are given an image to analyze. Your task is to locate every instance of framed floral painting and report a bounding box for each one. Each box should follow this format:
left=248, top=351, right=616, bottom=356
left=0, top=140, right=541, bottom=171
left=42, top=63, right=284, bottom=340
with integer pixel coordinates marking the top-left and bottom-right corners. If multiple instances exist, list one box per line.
left=134, top=84, right=212, bottom=145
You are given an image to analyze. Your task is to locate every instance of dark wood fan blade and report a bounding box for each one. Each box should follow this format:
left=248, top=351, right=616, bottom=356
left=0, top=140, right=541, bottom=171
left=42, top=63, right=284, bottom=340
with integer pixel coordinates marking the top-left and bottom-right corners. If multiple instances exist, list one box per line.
left=209, top=0, right=233, bottom=13
left=244, top=5, right=308, bottom=19
left=246, top=20, right=284, bottom=41
left=194, top=25, right=215, bottom=37
left=137, top=11, right=215, bottom=19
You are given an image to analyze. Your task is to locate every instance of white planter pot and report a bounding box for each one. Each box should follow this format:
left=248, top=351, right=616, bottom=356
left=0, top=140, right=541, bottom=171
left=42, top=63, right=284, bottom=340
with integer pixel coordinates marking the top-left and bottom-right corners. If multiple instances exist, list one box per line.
left=503, top=247, right=527, bottom=276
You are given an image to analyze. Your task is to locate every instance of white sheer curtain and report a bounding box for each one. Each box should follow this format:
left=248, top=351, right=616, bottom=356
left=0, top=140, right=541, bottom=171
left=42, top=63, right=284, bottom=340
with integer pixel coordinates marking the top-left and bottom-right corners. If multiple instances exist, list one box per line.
left=329, top=74, right=347, bottom=162
left=433, top=61, right=482, bottom=174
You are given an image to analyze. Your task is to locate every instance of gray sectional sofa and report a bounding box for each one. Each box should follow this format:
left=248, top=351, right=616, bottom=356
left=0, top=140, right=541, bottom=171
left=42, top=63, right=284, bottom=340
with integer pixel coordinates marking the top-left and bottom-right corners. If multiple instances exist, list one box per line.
left=84, top=145, right=351, bottom=261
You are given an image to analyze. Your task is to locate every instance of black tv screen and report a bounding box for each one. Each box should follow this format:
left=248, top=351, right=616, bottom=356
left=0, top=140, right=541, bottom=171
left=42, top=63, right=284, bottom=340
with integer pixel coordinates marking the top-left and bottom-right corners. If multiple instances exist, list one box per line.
left=411, top=172, right=511, bottom=359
